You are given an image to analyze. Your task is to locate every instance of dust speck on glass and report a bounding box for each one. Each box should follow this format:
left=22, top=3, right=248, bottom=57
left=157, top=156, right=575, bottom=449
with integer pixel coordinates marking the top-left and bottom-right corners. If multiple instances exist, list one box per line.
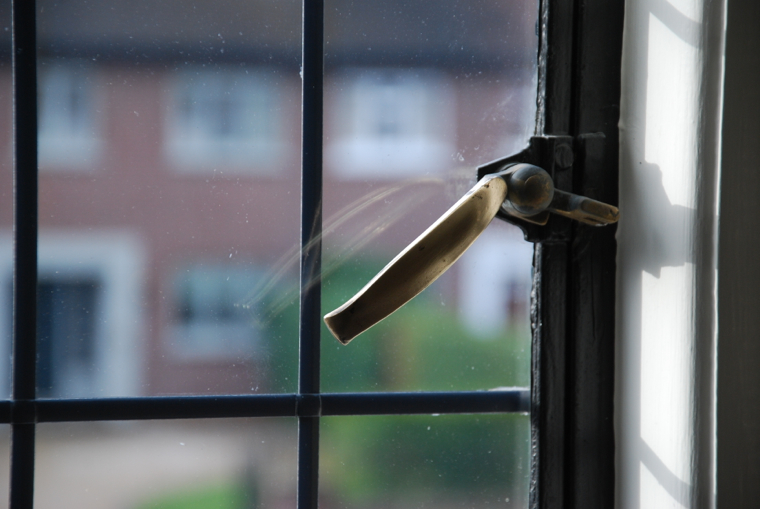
left=0, top=0, right=538, bottom=507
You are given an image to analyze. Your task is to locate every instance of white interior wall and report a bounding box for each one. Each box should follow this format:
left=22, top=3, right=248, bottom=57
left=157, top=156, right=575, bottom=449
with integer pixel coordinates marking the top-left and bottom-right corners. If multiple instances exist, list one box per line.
left=616, top=0, right=725, bottom=507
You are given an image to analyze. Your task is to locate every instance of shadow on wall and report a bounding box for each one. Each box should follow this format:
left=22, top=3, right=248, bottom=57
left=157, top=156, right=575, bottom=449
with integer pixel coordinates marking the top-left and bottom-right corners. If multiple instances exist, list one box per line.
left=617, top=0, right=721, bottom=507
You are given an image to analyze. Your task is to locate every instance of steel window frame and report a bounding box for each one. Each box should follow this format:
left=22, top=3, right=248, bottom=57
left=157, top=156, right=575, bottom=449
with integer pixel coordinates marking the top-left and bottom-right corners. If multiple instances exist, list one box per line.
left=9, top=0, right=623, bottom=508
left=530, top=0, right=623, bottom=508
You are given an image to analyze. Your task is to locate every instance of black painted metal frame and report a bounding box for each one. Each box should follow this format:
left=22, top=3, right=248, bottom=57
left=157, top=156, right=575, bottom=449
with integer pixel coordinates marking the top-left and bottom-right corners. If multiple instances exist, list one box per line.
left=530, top=0, right=623, bottom=508
left=7, top=1, right=538, bottom=508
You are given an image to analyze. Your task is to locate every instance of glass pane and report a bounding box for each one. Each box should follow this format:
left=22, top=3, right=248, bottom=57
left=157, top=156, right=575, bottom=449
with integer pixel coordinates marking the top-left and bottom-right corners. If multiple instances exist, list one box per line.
left=35, top=418, right=296, bottom=509
left=0, top=2, right=11, bottom=397
left=13, top=0, right=303, bottom=398
left=321, top=414, right=530, bottom=507
left=321, top=1, right=538, bottom=392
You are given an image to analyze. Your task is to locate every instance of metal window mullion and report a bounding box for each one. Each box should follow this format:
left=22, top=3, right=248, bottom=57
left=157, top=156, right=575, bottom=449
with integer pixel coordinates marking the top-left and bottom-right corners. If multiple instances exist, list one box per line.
left=10, top=0, right=39, bottom=508
left=298, top=1, right=324, bottom=509
left=0, top=390, right=531, bottom=423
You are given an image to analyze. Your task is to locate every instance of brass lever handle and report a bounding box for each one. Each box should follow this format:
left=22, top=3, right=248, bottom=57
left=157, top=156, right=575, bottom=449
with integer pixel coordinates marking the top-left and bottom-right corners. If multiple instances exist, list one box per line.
left=324, top=164, right=618, bottom=345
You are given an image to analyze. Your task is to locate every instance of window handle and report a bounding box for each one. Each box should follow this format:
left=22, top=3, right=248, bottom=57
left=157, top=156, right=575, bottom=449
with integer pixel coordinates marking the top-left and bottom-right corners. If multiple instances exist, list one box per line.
left=323, top=163, right=618, bottom=345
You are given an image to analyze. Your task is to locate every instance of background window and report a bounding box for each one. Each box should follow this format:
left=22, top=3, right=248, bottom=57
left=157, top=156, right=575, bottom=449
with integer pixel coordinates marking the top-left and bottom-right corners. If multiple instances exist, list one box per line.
left=38, top=62, right=102, bottom=170
left=164, top=67, right=285, bottom=174
left=168, top=265, right=263, bottom=360
left=326, top=69, right=456, bottom=179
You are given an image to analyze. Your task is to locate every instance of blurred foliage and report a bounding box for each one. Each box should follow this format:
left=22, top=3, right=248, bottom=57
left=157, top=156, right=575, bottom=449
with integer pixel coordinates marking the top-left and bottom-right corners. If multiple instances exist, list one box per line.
left=258, top=258, right=531, bottom=504
left=322, top=414, right=530, bottom=505
left=260, top=258, right=530, bottom=392
left=319, top=258, right=531, bottom=392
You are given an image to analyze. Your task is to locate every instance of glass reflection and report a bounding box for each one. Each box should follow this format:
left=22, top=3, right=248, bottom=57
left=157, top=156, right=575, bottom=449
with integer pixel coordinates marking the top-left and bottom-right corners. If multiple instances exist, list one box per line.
left=321, top=414, right=530, bottom=508
left=321, top=1, right=538, bottom=392
left=34, top=419, right=296, bottom=509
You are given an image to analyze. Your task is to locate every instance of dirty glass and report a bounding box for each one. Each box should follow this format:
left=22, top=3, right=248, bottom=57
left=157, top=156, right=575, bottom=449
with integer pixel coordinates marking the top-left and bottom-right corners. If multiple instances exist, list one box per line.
left=34, top=418, right=296, bottom=509
left=0, top=2, right=11, bottom=397
left=1, top=0, right=540, bottom=507
left=1, top=0, right=304, bottom=398
left=320, top=414, right=531, bottom=507
left=0, top=1, right=538, bottom=398
left=320, top=1, right=538, bottom=392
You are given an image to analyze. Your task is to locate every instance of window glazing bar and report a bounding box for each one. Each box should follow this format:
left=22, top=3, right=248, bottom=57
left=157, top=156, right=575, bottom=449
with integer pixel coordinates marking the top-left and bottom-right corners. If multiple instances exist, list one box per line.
left=299, top=1, right=324, bottom=508
left=0, top=390, right=531, bottom=423
left=10, top=0, right=39, bottom=507
left=299, top=0, right=323, bottom=399
left=11, top=0, right=38, bottom=409
left=320, top=390, right=530, bottom=416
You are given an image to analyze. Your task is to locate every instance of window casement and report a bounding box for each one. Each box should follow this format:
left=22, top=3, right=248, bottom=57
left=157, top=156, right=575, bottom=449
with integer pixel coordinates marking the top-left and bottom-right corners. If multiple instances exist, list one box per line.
left=6, top=1, right=623, bottom=509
